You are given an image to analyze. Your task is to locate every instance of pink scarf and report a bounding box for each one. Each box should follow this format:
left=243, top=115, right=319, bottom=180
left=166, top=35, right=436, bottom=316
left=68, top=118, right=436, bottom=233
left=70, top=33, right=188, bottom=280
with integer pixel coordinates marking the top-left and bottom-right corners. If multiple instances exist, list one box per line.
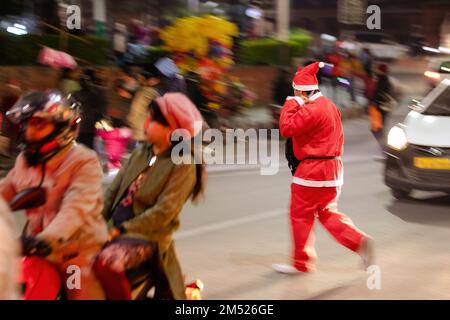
left=155, top=93, right=203, bottom=138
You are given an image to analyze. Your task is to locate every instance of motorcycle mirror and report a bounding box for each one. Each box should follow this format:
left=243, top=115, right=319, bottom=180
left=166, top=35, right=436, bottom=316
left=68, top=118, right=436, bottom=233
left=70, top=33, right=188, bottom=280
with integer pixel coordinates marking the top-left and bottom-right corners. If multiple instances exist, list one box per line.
left=9, top=187, right=47, bottom=211
left=408, top=98, right=425, bottom=112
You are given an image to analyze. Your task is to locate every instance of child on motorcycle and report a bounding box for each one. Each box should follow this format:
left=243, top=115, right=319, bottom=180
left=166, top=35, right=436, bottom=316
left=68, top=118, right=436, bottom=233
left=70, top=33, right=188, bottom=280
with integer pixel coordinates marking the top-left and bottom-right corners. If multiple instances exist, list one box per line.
left=95, top=117, right=133, bottom=172
left=0, top=90, right=108, bottom=299
left=98, top=93, right=206, bottom=299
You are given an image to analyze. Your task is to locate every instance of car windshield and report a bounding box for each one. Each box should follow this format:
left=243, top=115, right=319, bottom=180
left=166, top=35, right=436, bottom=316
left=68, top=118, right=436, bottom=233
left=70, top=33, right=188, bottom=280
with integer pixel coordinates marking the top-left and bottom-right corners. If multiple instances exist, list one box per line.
left=424, top=86, right=450, bottom=116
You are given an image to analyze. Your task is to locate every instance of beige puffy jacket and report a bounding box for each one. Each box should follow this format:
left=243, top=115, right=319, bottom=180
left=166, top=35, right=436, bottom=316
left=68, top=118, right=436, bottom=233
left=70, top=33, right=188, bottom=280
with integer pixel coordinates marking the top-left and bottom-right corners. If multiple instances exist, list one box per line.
left=0, top=143, right=108, bottom=264
left=127, top=87, right=160, bottom=141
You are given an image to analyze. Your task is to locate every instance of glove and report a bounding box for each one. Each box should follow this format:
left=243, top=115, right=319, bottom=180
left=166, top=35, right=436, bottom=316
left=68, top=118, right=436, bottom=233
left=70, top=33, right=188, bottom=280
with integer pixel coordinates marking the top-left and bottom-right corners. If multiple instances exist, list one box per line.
left=21, top=236, right=52, bottom=257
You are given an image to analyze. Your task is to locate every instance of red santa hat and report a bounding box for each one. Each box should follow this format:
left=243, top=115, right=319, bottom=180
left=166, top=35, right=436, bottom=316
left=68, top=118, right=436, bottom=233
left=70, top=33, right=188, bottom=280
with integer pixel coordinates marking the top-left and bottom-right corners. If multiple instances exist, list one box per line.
left=292, top=61, right=324, bottom=91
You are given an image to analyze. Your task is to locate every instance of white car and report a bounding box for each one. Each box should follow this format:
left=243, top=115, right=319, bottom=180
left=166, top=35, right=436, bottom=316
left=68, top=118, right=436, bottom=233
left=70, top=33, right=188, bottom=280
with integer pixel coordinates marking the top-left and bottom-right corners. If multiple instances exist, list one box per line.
left=340, top=31, right=409, bottom=61
left=385, top=79, right=450, bottom=199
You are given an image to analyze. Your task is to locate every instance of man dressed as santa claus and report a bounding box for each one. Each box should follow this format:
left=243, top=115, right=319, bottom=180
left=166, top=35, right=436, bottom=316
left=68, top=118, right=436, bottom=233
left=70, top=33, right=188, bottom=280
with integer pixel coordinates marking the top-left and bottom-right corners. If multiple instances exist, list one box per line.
left=273, top=61, right=375, bottom=274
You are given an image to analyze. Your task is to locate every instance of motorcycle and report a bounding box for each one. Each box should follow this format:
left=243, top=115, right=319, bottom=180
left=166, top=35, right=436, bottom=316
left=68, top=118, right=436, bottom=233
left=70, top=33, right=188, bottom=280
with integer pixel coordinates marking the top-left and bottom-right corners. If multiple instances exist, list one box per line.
left=10, top=185, right=203, bottom=300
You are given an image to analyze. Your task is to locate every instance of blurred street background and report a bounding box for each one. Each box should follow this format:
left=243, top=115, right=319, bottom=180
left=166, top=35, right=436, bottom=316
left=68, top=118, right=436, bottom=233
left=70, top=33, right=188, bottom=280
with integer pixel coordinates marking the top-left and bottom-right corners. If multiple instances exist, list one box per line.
left=1, top=0, right=449, bottom=300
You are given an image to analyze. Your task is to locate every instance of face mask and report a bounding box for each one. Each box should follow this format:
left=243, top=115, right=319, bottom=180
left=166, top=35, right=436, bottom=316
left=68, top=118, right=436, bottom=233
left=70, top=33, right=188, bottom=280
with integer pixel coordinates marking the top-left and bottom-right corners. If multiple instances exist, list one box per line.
left=22, top=126, right=62, bottom=167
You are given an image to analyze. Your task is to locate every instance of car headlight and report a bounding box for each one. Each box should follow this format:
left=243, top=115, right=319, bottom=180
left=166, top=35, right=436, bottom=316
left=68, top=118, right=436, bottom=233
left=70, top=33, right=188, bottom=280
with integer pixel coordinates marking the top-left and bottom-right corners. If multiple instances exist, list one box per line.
left=424, top=70, right=441, bottom=80
left=387, top=125, right=408, bottom=151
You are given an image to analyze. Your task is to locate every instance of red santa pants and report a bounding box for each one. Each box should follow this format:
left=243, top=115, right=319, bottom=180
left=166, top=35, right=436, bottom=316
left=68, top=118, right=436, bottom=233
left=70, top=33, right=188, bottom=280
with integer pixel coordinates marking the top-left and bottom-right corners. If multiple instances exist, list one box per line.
left=290, top=184, right=366, bottom=272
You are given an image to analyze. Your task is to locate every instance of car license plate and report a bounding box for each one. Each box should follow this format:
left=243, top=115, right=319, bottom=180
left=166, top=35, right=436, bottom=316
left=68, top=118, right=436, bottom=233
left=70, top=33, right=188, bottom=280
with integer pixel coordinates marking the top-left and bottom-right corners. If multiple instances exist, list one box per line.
left=414, top=157, right=450, bottom=170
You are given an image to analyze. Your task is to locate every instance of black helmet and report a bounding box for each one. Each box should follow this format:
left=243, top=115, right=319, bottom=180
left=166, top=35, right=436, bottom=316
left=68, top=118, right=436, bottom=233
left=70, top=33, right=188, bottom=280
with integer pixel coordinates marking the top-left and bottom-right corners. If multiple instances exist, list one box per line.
left=6, top=90, right=81, bottom=166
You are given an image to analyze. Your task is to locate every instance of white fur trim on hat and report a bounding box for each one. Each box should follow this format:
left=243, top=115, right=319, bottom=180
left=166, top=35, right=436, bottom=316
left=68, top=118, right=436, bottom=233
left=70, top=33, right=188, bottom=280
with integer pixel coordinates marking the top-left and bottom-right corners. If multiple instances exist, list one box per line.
left=318, top=62, right=325, bottom=68
left=292, top=83, right=319, bottom=91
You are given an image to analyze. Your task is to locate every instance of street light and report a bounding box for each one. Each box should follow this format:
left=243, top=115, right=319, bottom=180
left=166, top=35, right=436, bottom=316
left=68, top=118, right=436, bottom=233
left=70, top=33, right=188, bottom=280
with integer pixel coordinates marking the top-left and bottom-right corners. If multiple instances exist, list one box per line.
left=7, top=26, right=28, bottom=35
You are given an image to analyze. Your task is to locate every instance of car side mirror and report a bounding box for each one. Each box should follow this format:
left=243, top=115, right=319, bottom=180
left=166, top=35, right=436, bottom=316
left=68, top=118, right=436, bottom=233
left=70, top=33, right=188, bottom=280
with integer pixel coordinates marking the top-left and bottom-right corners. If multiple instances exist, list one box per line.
left=9, top=187, right=47, bottom=211
left=408, top=98, right=425, bottom=112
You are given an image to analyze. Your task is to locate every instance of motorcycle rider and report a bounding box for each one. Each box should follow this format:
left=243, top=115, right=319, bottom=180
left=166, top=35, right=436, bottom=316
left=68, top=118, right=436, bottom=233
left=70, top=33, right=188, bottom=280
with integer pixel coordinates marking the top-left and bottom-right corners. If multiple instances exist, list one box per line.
left=0, top=90, right=108, bottom=299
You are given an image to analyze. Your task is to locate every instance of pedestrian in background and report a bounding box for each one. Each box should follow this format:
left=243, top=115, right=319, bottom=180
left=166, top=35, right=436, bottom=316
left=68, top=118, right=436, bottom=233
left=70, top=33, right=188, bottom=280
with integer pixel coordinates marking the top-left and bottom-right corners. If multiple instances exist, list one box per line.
left=127, top=65, right=164, bottom=145
left=273, top=66, right=293, bottom=106
left=113, top=23, right=128, bottom=69
left=75, top=69, right=108, bottom=150
left=154, top=58, right=187, bottom=94
left=0, top=79, right=22, bottom=178
left=59, top=67, right=81, bottom=95
left=360, top=47, right=374, bottom=77
left=369, top=64, right=394, bottom=150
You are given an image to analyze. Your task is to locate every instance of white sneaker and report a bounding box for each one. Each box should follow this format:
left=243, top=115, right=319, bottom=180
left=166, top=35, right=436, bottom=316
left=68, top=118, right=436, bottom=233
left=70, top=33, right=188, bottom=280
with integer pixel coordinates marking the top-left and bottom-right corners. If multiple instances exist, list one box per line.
left=272, top=264, right=304, bottom=275
left=359, top=237, right=376, bottom=269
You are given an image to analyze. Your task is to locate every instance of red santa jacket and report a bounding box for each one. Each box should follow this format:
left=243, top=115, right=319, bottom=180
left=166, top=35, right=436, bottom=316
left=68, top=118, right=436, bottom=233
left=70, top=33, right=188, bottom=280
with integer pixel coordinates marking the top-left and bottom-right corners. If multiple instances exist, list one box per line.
left=279, top=92, right=344, bottom=187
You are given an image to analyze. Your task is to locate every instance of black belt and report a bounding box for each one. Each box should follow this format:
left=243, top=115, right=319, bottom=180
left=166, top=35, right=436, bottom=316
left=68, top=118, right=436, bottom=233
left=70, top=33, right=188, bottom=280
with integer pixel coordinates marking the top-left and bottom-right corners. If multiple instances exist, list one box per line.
left=300, top=156, right=340, bottom=162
